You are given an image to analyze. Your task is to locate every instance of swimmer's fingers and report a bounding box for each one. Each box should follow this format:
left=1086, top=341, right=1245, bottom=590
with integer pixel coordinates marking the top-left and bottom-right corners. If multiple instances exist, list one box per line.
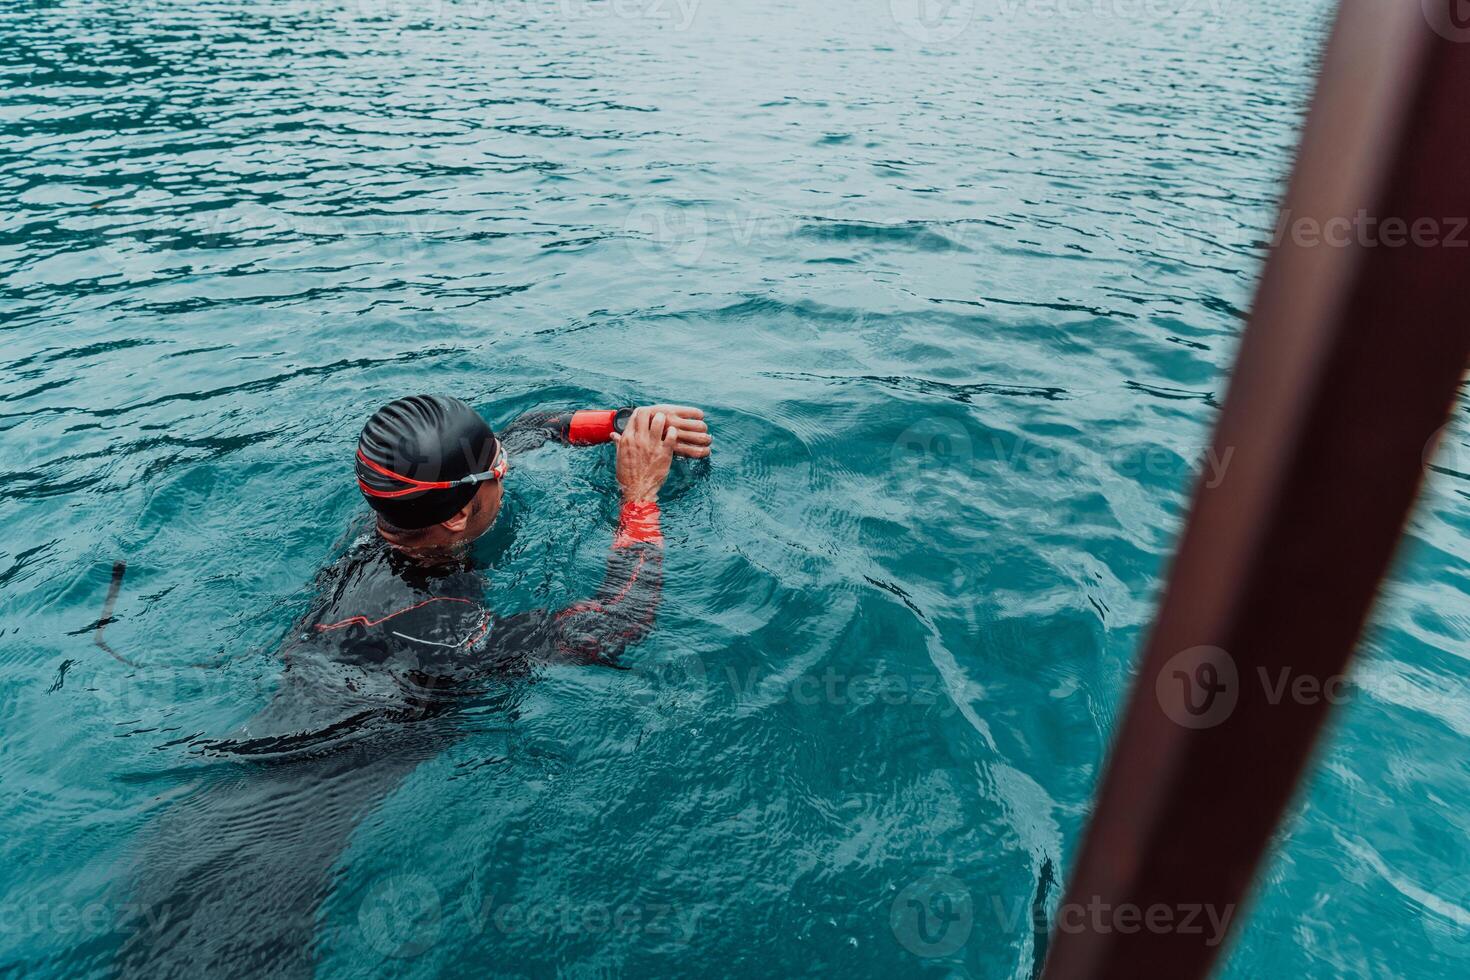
left=674, top=429, right=712, bottom=458
left=613, top=408, right=708, bottom=457
left=639, top=404, right=708, bottom=456
left=644, top=404, right=704, bottom=422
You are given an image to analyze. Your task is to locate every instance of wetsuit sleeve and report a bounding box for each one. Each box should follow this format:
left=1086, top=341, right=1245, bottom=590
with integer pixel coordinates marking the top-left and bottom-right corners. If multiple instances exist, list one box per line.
left=496, top=408, right=628, bottom=453
left=544, top=501, right=663, bottom=667
left=484, top=502, right=663, bottom=669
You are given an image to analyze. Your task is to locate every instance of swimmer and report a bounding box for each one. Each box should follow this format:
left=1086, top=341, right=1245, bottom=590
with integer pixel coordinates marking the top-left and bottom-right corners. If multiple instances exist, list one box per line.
left=115, top=395, right=712, bottom=978
left=291, top=395, right=710, bottom=684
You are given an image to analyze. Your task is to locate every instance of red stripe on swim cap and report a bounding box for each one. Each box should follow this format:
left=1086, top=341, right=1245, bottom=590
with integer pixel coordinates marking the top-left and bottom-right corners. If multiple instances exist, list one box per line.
left=356, top=449, right=455, bottom=498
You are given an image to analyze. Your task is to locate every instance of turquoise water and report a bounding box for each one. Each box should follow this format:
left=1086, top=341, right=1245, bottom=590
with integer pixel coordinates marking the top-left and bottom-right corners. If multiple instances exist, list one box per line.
left=4, top=0, right=1469, bottom=975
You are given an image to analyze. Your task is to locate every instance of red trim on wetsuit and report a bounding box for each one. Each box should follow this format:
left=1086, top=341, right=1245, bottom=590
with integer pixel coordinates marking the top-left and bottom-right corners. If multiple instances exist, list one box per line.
left=567, top=410, right=617, bottom=445
left=315, top=596, right=481, bottom=632
left=315, top=596, right=492, bottom=649
left=553, top=551, right=648, bottom=622
left=614, top=501, right=662, bottom=548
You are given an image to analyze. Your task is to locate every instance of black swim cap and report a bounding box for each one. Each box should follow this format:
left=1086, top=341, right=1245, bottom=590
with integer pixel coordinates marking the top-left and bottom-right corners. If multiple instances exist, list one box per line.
left=356, top=394, right=497, bottom=530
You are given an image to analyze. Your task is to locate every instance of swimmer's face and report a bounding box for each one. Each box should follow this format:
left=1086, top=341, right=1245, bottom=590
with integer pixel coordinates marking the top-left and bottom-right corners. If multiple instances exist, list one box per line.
left=456, top=478, right=503, bottom=543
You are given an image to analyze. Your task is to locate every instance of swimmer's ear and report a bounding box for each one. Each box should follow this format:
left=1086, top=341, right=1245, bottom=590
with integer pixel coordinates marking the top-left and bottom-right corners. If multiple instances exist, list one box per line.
left=440, top=503, right=472, bottom=534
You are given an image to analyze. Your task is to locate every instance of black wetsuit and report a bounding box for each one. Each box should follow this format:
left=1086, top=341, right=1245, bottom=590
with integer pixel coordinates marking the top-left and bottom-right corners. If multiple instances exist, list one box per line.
left=115, top=412, right=662, bottom=979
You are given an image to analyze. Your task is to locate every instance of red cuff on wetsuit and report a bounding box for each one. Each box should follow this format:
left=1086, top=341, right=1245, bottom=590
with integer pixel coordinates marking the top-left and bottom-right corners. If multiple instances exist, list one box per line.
left=614, top=501, right=663, bottom=548
left=567, top=409, right=618, bottom=445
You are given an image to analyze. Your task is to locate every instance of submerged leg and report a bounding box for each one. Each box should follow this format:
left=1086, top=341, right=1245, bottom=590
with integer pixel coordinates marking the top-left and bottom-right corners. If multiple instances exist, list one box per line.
left=115, top=728, right=450, bottom=979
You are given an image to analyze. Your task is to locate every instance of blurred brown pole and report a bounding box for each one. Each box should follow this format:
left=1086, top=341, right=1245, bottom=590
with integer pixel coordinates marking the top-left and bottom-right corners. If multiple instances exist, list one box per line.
left=1041, top=1, right=1470, bottom=977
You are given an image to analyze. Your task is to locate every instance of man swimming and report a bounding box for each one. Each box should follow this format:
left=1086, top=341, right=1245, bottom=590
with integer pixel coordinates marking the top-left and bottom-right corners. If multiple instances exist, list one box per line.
left=293, top=395, right=709, bottom=688
left=115, top=395, right=712, bottom=978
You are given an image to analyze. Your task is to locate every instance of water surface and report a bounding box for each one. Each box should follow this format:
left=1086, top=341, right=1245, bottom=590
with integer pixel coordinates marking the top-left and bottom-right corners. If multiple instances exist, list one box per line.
left=4, top=0, right=1469, bottom=976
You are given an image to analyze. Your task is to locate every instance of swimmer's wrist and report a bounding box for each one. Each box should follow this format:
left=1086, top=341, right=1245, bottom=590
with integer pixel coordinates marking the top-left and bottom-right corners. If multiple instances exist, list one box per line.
left=615, top=499, right=663, bottom=547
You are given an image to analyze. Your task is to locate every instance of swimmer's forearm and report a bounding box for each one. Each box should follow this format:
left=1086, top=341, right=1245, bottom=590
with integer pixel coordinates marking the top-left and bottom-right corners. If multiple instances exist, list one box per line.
left=495, top=407, right=624, bottom=453
left=532, top=504, right=662, bottom=668
left=521, top=405, right=711, bottom=457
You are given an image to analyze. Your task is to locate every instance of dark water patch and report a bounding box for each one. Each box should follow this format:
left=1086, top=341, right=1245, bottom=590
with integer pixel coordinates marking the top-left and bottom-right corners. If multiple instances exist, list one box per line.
left=1124, top=379, right=1220, bottom=408
left=764, top=371, right=1068, bottom=403
left=797, top=219, right=969, bottom=252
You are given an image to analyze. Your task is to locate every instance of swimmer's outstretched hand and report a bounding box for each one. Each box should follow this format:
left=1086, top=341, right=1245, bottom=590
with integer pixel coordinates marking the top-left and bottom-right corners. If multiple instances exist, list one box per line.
left=638, top=404, right=711, bottom=459
left=613, top=408, right=681, bottom=502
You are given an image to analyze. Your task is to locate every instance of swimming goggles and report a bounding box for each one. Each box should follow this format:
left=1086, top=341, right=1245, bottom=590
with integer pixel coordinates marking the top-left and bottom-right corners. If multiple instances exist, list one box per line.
left=356, top=440, right=508, bottom=499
